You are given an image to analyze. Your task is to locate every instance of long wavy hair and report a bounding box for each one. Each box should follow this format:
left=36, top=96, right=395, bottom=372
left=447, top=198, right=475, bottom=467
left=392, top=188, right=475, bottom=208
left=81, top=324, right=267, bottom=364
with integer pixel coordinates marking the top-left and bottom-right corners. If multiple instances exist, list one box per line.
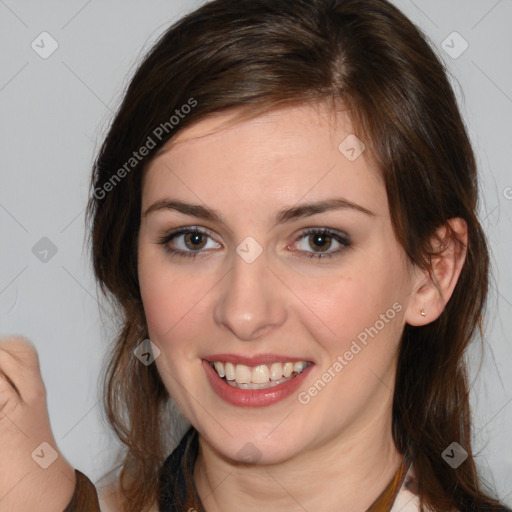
left=85, top=0, right=507, bottom=511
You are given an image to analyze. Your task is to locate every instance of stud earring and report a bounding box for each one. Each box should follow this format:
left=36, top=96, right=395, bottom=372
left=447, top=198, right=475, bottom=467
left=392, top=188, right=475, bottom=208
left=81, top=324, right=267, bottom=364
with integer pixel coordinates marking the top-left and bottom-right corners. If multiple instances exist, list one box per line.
left=420, top=308, right=426, bottom=317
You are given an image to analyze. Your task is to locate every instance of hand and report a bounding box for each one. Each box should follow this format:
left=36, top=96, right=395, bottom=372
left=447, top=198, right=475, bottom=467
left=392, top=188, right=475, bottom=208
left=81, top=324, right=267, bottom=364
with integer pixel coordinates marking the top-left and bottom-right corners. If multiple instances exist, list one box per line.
left=0, top=335, right=76, bottom=512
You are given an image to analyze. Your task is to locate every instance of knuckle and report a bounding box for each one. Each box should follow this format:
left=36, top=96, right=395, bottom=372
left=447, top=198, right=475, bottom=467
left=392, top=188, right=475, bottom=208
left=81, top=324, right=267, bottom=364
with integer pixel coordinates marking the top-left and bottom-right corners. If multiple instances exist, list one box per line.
left=0, top=376, right=21, bottom=418
left=0, top=336, right=40, bottom=368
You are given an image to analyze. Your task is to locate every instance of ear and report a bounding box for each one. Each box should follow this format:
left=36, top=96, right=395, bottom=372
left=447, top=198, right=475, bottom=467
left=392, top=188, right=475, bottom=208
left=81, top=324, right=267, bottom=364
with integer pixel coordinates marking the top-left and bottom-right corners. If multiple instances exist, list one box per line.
left=405, top=217, right=468, bottom=326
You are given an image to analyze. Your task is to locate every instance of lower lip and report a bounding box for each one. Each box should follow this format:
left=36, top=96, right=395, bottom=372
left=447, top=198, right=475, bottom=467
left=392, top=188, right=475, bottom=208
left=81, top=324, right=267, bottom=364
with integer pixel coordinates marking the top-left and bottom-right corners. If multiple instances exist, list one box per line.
left=202, top=360, right=314, bottom=407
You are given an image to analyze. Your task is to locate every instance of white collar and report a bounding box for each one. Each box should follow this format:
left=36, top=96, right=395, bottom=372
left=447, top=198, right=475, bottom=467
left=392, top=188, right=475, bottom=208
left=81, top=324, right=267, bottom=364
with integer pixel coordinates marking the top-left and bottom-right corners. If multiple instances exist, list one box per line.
left=390, top=462, right=421, bottom=512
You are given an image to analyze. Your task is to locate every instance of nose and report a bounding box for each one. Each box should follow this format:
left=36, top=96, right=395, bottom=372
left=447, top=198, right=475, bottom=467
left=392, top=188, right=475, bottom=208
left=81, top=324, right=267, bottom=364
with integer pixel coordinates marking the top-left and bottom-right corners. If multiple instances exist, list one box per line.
left=213, top=248, right=287, bottom=341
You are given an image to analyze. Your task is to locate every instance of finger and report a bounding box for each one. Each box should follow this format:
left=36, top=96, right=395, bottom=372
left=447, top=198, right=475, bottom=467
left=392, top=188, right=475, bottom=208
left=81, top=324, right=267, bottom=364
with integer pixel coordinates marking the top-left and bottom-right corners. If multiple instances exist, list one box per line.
left=0, top=336, right=44, bottom=403
left=0, top=370, right=23, bottom=420
left=0, top=335, right=39, bottom=367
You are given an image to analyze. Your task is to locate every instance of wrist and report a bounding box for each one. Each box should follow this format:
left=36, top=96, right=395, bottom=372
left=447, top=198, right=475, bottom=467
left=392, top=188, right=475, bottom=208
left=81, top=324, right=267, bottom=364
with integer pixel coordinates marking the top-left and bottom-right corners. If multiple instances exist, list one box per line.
left=0, top=454, right=76, bottom=512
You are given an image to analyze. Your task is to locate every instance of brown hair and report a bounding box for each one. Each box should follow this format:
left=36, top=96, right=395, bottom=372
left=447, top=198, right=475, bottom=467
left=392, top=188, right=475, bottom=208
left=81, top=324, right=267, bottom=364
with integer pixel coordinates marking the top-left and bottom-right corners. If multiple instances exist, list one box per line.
left=86, top=1, right=507, bottom=511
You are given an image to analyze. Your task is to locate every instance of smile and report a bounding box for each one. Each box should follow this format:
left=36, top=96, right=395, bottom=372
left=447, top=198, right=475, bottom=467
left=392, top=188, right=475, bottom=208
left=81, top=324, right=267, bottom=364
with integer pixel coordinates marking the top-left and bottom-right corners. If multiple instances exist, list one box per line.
left=202, top=358, right=314, bottom=407
left=209, top=360, right=312, bottom=390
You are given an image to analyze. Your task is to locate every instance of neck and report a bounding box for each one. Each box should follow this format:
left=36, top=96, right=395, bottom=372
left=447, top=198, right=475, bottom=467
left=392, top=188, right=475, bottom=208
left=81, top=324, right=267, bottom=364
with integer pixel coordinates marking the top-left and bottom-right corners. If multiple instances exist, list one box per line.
left=193, top=407, right=403, bottom=512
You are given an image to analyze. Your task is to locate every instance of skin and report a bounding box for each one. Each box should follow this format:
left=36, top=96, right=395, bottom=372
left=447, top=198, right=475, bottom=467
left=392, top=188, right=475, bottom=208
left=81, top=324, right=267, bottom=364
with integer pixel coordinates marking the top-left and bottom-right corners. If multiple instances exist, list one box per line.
left=0, top=337, right=76, bottom=512
left=137, top=102, right=467, bottom=512
left=0, top=103, right=467, bottom=512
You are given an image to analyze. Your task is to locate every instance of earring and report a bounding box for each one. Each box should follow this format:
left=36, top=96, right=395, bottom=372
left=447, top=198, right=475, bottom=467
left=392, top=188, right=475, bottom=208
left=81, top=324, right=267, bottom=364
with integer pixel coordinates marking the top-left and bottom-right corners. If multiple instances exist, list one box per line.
left=420, top=308, right=426, bottom=317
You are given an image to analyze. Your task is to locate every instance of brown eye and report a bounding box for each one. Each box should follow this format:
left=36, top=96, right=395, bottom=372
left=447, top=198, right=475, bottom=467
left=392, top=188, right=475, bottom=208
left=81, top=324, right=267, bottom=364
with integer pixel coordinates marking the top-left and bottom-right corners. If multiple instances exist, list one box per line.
left=307, top=232, right=333, bottom=252
left=293, top=228, right=351, bottom=261
left=157, top=227, right=220, bottom=259
left=183, top=231, right=208, bottom=250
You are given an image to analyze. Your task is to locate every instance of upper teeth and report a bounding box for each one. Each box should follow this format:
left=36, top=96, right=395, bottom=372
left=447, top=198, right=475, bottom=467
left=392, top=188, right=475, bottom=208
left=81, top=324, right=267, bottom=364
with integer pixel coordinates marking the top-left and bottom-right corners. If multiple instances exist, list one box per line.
left=212, top=361, right=309, bottom=385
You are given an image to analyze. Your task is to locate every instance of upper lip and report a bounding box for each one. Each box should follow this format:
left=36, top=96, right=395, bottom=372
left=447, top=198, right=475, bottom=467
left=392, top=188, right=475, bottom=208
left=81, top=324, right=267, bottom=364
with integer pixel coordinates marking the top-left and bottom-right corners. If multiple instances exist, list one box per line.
left=204, top=353, right=314, bottom=366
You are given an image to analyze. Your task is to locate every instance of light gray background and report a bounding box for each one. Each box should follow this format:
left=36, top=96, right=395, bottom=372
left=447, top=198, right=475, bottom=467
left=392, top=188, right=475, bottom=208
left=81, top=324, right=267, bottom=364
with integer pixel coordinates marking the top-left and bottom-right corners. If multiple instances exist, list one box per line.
left=1, top=0, right=511, bottom=505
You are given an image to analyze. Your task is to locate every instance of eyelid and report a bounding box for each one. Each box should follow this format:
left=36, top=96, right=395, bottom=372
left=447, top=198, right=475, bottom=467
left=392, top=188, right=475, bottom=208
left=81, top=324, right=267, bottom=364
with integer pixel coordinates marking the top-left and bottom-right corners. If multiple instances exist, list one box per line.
left=157, top=225, right=351, bottom=260
left=157, top=225, right=220, bottom=249
left=295, top=226, right=350, bottom=242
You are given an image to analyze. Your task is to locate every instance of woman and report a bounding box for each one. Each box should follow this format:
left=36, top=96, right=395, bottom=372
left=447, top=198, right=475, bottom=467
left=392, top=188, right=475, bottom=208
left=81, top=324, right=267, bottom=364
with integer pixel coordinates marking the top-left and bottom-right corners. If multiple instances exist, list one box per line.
left=0, top=0, right=510, bottom=511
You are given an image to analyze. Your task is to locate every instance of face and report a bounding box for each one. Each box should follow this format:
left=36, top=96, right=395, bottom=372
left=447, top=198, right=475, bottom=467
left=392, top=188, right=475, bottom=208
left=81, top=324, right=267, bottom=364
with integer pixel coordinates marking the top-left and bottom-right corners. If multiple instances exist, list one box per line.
left=137, top=103, right=417, bottom=464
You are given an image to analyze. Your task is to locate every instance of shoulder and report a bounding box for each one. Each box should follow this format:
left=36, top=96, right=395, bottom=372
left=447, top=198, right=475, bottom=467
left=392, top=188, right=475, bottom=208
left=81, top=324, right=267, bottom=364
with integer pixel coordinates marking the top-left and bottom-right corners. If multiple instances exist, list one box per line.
left=390, top=463, right=511, bottom=512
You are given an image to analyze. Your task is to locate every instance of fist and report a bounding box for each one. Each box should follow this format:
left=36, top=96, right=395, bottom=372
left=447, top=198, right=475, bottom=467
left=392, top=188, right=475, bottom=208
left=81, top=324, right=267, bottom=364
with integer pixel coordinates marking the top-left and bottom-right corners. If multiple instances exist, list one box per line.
left=0, top=335, right=76, bottom=511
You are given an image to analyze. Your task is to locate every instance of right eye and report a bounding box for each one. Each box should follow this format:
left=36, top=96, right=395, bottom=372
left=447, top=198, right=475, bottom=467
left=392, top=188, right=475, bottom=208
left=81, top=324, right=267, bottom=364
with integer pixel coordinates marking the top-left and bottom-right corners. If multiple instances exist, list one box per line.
left=157, top=226, right=221, bottom=259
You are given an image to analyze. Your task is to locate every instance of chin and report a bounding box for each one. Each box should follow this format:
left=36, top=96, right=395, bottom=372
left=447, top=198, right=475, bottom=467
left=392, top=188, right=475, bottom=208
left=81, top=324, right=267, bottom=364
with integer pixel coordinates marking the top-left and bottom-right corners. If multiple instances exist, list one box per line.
left=203, top=424, right=309, bottom=466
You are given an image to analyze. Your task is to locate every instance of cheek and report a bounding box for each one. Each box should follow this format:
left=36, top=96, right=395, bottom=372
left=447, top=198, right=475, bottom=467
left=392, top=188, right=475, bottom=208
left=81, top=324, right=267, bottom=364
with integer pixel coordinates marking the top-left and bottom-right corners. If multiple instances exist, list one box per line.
left=139, top=269, right=208, bottom=345
left=290, top=254, right=406, bottom=358
left=138, top=253, right=208, bottom=398
left=138, top=235, right=207, bottom=322
left=138, top=244, right=193, bottom=344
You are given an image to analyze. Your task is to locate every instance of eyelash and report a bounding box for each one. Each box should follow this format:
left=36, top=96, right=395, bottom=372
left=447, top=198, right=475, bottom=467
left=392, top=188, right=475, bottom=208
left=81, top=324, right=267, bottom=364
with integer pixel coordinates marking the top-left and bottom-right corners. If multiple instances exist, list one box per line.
left=157, top=227, right=351, bottom=261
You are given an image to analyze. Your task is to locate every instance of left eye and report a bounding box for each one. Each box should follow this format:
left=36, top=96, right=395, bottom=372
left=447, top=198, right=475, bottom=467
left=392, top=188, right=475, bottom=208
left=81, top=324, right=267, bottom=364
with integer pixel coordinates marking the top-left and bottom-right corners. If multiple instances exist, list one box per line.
left=157, top=227, right=350, bottom=261
left=291, top=228, right=351, bottom=260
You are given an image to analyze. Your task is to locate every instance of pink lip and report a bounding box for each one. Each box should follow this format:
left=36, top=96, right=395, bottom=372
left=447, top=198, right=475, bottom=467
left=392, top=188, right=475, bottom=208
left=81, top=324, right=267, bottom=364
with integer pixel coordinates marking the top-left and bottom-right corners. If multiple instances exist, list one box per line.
left=204, top=353, right=313, bottom=366
left=202, top=359, right=314, bottom=407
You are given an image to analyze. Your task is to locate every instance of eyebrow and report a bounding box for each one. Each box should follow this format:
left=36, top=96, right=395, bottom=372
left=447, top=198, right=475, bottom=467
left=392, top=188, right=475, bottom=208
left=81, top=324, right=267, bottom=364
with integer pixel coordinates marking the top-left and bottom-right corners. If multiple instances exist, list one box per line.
left=143, top=197, right=375, bottom=227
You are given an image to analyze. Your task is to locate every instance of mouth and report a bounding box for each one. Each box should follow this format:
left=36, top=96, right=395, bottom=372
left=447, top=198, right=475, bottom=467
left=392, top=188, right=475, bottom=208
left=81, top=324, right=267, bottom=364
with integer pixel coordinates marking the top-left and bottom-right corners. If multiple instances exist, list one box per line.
left=207, top=360, right=313, bottom=390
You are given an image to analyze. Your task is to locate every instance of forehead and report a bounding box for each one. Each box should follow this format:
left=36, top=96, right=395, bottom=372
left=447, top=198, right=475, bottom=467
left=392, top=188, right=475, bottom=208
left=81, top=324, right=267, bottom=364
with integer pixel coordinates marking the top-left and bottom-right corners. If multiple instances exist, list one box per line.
left=142, top=104, right=387, bottom=218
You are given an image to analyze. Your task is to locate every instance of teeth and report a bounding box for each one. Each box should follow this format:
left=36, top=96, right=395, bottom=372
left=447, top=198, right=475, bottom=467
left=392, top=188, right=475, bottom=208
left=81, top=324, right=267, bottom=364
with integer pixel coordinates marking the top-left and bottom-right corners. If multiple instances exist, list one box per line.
left=226, top=375, right=294, bottom=390
left=210, top=360, right=310, bottom=386
left=214, top=361, right=225, bottom=378
left=235, top=364, right=252, bottom=384
left=283, top=362, right=294, bottom=377
left=225, top=362, right=235, bottom=381
left=293, top=361, right=306, bottom=373
left=269, top=362, right=282, bottom=381
left=252, top=365, right=270, bottom=384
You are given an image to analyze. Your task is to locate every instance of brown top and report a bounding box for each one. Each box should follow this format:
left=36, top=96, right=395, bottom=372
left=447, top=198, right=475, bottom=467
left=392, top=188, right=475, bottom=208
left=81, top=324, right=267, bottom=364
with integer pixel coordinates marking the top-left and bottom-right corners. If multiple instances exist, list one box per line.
left=367, top=454, right=411, bottom=511
left=63, top=469, right=101, bottom=512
